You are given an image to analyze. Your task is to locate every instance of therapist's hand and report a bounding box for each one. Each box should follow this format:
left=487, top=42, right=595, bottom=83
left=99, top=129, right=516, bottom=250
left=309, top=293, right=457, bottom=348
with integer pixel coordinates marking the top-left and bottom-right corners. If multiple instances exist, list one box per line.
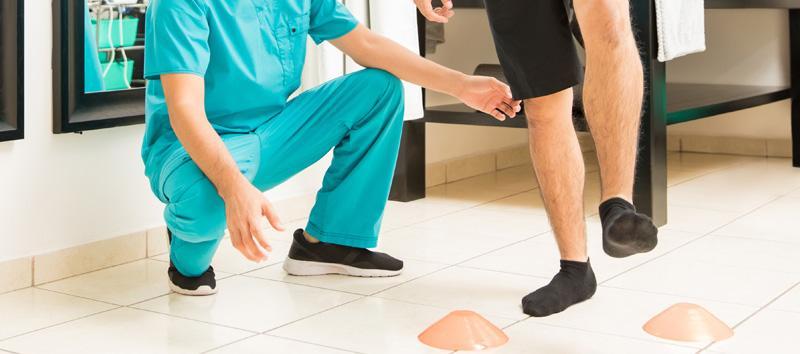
left=455, top=75, right=521, bottom=121
left=220, top=177, right=285, bottom=262
left=415, top=0, right=455, bottom=23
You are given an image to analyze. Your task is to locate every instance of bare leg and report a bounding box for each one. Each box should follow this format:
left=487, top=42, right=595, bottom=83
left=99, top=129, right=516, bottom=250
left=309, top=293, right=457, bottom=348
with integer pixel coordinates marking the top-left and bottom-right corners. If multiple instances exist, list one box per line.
left=525, top=88, right=587, bottom=262
left=574, top=0, right=642, bottom=202
left=574, top=0, right=658, bottom=258
left=520, top=88, right=597, bottom=317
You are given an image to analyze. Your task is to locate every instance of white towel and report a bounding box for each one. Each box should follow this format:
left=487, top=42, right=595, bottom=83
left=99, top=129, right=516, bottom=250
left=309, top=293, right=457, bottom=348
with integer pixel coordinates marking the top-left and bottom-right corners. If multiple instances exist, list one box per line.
left=655, top=0, right=706, bottom=62
left=301, top=0, right=424, bottom=121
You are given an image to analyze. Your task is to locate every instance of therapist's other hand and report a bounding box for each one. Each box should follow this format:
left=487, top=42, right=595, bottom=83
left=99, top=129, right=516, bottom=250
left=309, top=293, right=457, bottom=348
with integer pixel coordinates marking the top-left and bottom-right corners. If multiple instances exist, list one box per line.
left=221, top=178, right=285, bottom=262
left=456, top=75, right=521, bottom=121
left=415, top=0, right=455, bottom=23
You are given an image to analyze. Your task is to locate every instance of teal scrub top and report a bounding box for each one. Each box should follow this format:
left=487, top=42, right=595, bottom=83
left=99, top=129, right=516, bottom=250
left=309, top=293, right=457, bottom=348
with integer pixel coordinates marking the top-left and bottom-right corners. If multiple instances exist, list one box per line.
left=141, top=0, right=358, bottom=184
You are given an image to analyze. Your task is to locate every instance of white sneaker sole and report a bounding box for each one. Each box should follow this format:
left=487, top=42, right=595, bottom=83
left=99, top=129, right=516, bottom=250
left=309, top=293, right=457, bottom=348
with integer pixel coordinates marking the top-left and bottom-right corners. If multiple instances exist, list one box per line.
left=168, top=281, right=217, bottom=296
left=283, top=259, right=403, bottom=277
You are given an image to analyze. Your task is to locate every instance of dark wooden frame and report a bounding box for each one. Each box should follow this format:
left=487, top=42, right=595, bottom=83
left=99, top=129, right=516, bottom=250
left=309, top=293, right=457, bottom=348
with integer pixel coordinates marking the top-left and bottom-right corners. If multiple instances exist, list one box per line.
left=391, top=0, right=800, bottom=226
left=0, top=0, right=24, bottom=142
left=52, top=0, right=145, bottom=134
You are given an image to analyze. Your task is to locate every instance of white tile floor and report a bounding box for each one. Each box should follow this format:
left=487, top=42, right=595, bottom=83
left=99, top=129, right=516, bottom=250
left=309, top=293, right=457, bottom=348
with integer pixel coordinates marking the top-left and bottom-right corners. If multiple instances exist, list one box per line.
left=1, top=152, right=799, bottom=354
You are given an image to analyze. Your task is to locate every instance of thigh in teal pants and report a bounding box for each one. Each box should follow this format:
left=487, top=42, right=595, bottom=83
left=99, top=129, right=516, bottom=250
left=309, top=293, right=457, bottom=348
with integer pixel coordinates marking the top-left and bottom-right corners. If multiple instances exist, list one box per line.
left=153, top=69, right=404, bottom=277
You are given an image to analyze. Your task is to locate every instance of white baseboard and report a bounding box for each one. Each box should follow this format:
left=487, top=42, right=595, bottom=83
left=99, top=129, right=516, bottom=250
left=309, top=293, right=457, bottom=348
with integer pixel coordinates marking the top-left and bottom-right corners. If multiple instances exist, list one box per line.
left=32, top=231, right=147, bottom=285
left=0, top=193, right=317, bottom=293
left=670, top=135, right=792, bottom=157
left=0, top=257, right=33, bottom=293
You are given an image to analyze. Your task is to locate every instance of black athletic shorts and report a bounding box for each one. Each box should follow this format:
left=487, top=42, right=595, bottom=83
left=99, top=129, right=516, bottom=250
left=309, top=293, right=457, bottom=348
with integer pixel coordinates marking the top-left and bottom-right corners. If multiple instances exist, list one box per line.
left=484, top=0, right=583, bottom=100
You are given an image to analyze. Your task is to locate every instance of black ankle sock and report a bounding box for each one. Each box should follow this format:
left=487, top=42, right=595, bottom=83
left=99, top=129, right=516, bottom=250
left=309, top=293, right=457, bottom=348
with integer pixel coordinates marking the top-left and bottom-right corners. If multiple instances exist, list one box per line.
left=522, top=259, right=597, bottom=317
left=598, top=197, right=659, bottom=258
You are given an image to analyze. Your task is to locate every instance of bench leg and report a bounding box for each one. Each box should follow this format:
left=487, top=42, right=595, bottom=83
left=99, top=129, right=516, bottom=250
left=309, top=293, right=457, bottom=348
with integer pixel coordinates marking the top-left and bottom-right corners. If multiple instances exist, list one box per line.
left=631, top=0, right=668, bottom=226
left=389, top=120, right=426, bottom=202
left=791, top=10, right=800, bottom=167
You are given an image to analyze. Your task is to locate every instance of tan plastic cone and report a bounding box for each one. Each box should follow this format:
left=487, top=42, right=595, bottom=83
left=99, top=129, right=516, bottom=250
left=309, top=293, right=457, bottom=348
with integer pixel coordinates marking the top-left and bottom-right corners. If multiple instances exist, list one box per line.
left=418, top=310, right=509, bottom=351
left=643, top=303, right=734, bottom=342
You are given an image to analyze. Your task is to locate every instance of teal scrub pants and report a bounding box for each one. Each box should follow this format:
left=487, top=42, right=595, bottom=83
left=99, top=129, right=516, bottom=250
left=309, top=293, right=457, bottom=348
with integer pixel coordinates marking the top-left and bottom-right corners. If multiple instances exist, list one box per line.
left=155, top=69, right=405, bottom=277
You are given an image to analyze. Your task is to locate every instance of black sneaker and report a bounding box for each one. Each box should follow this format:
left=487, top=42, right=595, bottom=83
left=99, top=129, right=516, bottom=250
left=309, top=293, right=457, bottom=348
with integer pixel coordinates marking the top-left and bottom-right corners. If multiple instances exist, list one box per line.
left=167, top=230, right=217, bottom=296
left=283, top=229, right=404, bottom=277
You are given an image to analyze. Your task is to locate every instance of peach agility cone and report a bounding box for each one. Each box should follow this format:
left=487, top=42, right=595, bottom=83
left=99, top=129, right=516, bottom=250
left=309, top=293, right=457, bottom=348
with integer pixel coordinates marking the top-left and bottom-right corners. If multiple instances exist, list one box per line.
left=643, top=303, right=733, bottom=342
left=418, top=310, right=509, bottom=351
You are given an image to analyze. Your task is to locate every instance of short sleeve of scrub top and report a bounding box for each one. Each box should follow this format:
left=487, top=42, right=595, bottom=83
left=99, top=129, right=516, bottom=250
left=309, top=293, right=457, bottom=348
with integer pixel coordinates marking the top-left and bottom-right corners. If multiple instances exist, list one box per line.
left=309, top=0, right=360, bottom=45
left=144, top=0, right=211, bottom=80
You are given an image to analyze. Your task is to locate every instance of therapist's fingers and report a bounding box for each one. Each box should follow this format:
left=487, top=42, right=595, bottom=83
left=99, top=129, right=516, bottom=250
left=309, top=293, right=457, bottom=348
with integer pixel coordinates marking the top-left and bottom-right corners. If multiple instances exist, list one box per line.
left=249, top=219, right=273, bottom=253
left=242, top=216, right=266, bottom=262
left=502, top=97, right=522, bottom=114
left=262, top=199, right=285, bottom=232
left=241, top=227, right=265, bottom=262
left=496, top=101, right=517, bottom=118
left=488, top=104, right=507, bottom=121
left=415, top=0, right=449, bottom=23
left=434, top=3, right=455, bottom=19
left=229, top=223, right=254, bottom=261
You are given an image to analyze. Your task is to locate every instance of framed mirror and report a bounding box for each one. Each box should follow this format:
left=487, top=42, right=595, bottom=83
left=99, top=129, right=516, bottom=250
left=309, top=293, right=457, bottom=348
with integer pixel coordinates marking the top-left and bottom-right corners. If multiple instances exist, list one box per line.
left=0, top=0, right=24, bottom=142
left=53, top=0, right=150, bottom=133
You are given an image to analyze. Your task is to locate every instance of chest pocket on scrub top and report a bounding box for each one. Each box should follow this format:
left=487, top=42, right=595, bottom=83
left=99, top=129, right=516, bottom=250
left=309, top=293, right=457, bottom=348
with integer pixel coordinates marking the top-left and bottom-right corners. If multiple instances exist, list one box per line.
left=275, top=4, right=310, bottom=90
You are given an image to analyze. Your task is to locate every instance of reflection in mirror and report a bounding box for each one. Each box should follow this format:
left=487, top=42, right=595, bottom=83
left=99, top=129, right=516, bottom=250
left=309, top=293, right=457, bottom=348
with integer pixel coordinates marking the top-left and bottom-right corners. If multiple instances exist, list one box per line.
left=85, top=0, right=149, bottom=93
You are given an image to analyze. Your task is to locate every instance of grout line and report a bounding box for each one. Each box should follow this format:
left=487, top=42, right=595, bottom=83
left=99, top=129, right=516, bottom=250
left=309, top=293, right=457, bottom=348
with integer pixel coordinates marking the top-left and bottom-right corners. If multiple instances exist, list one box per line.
left=699, top=232, right=800, bottom=249
left=221, top=208, right=553, bottom=344
left=521, top=320, right=702, bottom=351
left=365, top=231, right=555, bottom=318
left=259, top=334, right=364, bottom=354
left=0, top=307, right=120, bottom=343
left=29, top=258, right=34, bottom=289
left=129, top=305, right=261, bottom=334
left=34, top=286, right=279, bottom=344
left=199, top=333, right=261, bottom=354
left=0, top=260, right=35, bottom=297
left=34, top=287, right=123, bottom=307
left=261, top=296, right=366, bottom=334
left=501, top=318, right=526, bottom=330
left=364, top=294, right=525, bottom=325
left=599, top=194, right=787, bottom=286
left=202, top=328, right=364, bottom=354
left=698, top=280, right=800, bottom=353
left=237, top=273, right=367, bottom=297
left=124, top=290, right=179, bottom=308
left=666, top=158, right=758, bottom=189
left=32, top=256, right=153, bottom=288
left=598, top=284, right=760, bottom=308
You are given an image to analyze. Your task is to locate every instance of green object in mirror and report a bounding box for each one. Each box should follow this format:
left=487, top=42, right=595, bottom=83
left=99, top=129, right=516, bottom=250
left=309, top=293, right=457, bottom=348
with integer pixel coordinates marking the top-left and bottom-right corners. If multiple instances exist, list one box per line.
left=84, top=0, right=148, bottom=93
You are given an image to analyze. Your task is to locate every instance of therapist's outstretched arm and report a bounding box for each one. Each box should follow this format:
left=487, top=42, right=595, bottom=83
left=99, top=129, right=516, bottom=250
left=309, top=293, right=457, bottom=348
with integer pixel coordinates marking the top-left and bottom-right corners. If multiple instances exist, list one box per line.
left=331, top=24, right=521, bottom=121
left=161, top=73, right=285, bottom=263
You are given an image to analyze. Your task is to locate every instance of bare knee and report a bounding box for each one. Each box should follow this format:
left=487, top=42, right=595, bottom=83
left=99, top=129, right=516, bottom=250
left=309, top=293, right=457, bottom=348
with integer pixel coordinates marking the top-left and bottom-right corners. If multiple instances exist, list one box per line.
left=574, top=0, right=632, bottom=49
left=523, top=88, right=574, bottom=127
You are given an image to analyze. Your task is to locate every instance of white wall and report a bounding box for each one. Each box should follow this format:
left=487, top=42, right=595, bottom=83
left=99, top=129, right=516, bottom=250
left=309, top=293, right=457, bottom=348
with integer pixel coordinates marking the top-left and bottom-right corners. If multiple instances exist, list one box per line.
left=667, top=10, right=791, bottom=138
left=0, top=0, right=328, bottom=262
